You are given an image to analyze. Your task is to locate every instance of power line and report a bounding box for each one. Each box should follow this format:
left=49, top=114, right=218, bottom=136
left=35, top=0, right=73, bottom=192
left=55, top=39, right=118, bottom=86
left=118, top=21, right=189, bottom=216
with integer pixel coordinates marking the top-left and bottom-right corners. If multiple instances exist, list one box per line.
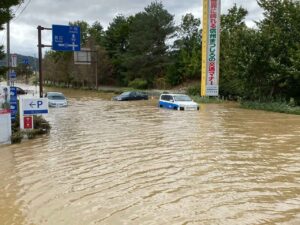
left=13, top=0, right=32, bottom=21
left=12, top=3, right=23, bottom=16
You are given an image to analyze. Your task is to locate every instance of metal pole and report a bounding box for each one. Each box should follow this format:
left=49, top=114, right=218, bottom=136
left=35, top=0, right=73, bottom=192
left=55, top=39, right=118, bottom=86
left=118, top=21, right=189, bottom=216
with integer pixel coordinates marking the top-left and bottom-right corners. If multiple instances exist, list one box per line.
left=38, top=26, right=43, bottom=97
left=95, top=51, right=98, bottom=90
left=6, top=20, right=10, bottom=86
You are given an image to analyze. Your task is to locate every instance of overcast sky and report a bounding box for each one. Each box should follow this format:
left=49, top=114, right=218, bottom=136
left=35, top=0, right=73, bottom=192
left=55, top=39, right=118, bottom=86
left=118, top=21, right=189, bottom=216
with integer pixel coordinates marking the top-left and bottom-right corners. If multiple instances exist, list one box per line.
left=0, top=0, right=264, bottom=57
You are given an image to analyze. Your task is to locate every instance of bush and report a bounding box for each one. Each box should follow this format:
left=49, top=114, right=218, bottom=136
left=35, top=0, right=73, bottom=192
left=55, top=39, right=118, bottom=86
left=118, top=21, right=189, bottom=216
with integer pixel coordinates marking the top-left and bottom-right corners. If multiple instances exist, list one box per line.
left=33, top=116, right=51, bottom=134
left=240, top=101, right=300, bottom=115
left=128, top=78, right=148, bottom=89
left=187, top=85, right=200, bottom=96
left=11, top=131, right=23, bottom=144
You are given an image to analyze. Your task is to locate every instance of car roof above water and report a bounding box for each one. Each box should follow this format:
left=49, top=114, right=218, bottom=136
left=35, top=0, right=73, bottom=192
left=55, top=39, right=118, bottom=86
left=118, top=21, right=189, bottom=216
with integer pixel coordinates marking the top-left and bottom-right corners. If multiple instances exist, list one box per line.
left=46, top=92, right=65, bottom=96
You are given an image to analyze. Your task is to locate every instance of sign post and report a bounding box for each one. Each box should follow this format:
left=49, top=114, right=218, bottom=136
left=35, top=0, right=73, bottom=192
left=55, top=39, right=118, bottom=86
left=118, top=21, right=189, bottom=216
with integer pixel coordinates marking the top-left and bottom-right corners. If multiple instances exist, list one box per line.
left=11, top=54, right=17, bottom=68
left=19, top=97, right=48, bottom=130
left=201, top=0, right=221, bottom=97
left=37, top=24, right=81, bottom=97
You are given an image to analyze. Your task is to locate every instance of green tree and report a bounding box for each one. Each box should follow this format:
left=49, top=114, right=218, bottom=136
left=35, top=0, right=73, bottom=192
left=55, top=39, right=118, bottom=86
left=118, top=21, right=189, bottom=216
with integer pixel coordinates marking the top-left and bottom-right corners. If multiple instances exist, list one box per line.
left=122, top=1, right=175, bottom=87
left=0, top=0, right=23, bottom=79
left=219, top=4, right=255, bottom=98
left=88, top=21, right=105, bottom=46
left=168, top=13, right=201, bottom=85
left=256, top=0, right=300, bottom=102
left=69, top=20, right=90, bottom=46
left=104, top=15, right=130, bottom=85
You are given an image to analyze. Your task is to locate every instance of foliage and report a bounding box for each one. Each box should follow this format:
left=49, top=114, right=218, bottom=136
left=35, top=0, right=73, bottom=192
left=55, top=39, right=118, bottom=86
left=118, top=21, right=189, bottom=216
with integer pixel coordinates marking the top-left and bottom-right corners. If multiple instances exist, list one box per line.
left=171, top=13, right=202, bottom=82
left=122, top=1, right=175, bottom=87
left=11, top=115, right=51, bottom=144
left=11, top=131, right=22, bottom=144
left=33, top=115, right=51, bottom=134
left=191, top=95, right=224, bottom=104
left=41, top=1, right=300, bottom=107
left=128, top=78, right=148, bottom=89
left=0, top=0, right=24, bottom=79
left=186, top=85, right=200, bottom=96
left=104, top=15, right=130, bottom=85
left=241, top=100, right=300, bottom=115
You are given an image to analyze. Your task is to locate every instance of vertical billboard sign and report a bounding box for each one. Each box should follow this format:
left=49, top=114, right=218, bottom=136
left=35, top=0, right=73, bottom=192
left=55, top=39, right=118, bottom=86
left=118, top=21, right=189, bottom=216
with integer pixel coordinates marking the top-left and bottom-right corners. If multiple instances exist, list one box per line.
left=11, top=54, right=17, bottom=68
left=201, top=0, right=221, bottom=96
left=0, top=86, right=12, bottom=144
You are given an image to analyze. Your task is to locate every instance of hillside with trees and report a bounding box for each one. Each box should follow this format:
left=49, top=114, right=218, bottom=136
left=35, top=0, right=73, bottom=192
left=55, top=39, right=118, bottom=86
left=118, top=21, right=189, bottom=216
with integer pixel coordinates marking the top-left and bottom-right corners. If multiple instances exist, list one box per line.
left=30, top=1, right=300, bottom=105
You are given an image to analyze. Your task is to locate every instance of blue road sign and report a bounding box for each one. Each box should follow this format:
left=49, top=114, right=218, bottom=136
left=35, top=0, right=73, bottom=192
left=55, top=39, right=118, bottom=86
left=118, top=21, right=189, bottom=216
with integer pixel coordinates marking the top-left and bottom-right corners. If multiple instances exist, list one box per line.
left=52, top=25, right=81, bottom=51
left=10, top=87, right=17, bottom=101
left=10, top=102, right=18, bottom=121
left=23, top=57, right=29, bottom=65
left=10, top=71, right=16, bottom=79
left=10, top=87, right=18, bottom=121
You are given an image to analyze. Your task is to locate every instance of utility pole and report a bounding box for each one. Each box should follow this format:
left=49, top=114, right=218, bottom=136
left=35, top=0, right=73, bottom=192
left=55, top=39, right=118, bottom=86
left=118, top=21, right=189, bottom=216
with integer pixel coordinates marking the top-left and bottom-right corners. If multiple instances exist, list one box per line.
left=37, top=26, right=52, bottom=97
left=38, top=25, right=43, bottom=97
left=6, top=20, right=10, bottom=86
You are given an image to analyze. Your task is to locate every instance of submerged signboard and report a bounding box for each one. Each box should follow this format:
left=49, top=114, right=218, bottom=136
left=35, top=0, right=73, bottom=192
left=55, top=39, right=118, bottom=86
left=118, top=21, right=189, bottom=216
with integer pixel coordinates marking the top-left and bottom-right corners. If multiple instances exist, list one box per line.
left=201, top=0, right=221, bottom=96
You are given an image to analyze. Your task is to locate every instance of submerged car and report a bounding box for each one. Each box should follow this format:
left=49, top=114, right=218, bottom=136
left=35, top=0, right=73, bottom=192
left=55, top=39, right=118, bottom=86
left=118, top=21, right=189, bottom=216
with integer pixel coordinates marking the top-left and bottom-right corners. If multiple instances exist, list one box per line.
left=113, top=91, right=148, bottom=101
left=45, top=92, right=68, bottom=107
left=159, top=94, right=199, bottom=111
left=15, top=87, right=27, bottom=95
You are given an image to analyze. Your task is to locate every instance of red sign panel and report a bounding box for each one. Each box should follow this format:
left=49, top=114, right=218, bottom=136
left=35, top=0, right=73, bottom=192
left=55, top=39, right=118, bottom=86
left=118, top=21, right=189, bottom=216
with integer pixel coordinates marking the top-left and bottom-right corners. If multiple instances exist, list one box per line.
left=24, top=116, right=33, bottom=129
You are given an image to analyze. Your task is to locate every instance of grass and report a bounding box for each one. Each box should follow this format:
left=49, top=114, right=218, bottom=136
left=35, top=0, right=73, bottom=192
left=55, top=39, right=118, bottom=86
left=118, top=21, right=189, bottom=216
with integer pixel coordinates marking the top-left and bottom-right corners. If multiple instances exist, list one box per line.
left=191, top=95, right=225, bottom=104
left=240, top=101, right=300, bottom=115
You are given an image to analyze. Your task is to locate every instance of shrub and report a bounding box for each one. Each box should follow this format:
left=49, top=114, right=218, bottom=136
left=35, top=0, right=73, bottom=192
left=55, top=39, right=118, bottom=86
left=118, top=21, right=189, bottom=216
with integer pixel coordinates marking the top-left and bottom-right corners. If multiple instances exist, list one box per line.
left=187, top=85, right=200, bottom=96
left=33, top=116, right=51, bottom=134
left=128, top=78, right=148, bottom=89
left=11, top=131, right=23, bottom=144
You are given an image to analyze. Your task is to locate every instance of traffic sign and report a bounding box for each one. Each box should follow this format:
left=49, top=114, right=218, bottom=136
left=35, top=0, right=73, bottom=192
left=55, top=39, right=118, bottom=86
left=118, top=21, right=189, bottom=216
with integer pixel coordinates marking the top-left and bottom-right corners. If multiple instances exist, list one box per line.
left=10, top=87, right=18, bottom=121
left=23, top=57, right=29, bottom=65
left=10, top=87, right=17, bottom=101
left=10, top=71, right=16, bottom=79
left=52, top=25, right=81, bottom=51
left=21, top=98, right=48, bottom=115
left=23, top=116, right=33, bottom=129
left=11, top=54, right=17, bottom=68
left=10, top=102, right=18, bottom=121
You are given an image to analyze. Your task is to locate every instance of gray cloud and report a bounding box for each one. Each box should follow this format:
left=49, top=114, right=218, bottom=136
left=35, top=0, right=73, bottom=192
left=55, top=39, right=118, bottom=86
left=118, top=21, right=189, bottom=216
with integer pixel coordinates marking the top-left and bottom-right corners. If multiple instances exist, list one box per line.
left=0, top=0, right=264, bottom=56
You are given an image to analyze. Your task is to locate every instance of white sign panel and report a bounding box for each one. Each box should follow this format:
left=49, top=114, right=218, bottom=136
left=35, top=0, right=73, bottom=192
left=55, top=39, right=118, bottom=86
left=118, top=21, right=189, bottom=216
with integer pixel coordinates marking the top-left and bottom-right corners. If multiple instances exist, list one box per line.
left=74, top=48, right=92, bottom=65
left=205, top=0, right=221, bottom=96
left=11, top=54, right=17, bottom=68
left=21, top=98, right=49, bottom=115
left=0, top=86, right=11, bottom=144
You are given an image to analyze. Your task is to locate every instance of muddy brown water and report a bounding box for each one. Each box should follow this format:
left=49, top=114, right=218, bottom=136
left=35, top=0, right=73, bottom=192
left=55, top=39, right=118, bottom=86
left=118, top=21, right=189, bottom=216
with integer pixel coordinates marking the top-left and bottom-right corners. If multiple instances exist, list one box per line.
left=1, top=88, right=300, bottom=225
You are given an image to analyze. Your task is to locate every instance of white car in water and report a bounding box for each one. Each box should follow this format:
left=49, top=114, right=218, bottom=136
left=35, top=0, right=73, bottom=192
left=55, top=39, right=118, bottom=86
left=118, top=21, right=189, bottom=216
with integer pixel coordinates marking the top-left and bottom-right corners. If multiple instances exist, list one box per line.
left=158, top=93, right=199, bottom=111
left=45, top=92, right=68, bottom=107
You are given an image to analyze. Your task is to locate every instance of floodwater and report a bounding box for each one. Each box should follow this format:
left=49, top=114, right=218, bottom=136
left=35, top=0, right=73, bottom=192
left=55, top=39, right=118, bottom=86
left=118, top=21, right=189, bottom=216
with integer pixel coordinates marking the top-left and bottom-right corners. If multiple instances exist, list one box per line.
left=0, top=88, right=300, bottom=225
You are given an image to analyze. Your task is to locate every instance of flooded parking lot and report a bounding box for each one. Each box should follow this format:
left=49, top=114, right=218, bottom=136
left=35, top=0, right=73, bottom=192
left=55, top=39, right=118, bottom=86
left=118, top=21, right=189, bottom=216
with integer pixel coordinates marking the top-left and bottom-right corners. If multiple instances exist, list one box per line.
left=1, top=88, right=300, bottom=225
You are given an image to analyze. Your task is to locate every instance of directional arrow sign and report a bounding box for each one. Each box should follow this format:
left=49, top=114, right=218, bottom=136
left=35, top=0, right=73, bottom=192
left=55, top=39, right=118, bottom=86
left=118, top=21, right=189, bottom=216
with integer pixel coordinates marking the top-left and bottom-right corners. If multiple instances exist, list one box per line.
left=52, top=25, right=81, bottom=51
left=21, top=98, right=48, bottom=115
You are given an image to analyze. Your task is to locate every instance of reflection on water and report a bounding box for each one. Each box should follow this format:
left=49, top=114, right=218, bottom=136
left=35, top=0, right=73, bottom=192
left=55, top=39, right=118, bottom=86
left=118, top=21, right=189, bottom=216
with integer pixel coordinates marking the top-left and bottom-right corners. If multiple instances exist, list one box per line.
left=1, top=89, right=300, bottom=225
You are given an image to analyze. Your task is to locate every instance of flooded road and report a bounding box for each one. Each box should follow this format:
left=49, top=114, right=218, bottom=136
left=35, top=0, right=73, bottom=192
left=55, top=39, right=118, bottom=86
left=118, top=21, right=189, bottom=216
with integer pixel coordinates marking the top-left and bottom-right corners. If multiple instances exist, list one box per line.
left=1, top=88, right=300, bottom=225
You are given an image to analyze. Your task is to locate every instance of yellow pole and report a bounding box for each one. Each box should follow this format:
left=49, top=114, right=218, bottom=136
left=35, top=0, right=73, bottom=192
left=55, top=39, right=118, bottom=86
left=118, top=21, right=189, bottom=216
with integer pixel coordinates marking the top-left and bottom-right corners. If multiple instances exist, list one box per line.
left=201, top=0, right=208, bottom=96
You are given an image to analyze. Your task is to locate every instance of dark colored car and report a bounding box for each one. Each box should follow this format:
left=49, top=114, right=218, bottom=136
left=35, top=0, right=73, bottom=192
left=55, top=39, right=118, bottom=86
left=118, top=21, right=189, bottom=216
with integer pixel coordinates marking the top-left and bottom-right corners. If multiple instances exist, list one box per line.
left=113, top=91, right=148, bottom=101
left=16, top=87, right=27, bottom=95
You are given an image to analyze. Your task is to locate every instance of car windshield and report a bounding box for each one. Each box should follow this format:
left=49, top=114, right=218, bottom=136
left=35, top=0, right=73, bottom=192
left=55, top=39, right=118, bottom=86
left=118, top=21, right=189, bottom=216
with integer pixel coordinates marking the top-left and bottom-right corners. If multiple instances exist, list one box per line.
left=48, top=94, right=65, bottom=100
left=120, top=92, right=131, bottom=96
left=173, top=95, right=192, bottom=101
